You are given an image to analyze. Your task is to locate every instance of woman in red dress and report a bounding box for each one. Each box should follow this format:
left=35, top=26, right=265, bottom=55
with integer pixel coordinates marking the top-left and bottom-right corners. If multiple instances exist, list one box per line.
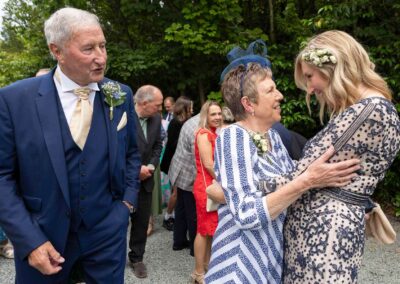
left=190, top=101, right=222, bottom=284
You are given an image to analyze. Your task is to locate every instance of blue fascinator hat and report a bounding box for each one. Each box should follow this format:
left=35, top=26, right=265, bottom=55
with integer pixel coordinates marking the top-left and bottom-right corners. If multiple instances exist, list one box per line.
left=220, top=39, right=272, bottom=84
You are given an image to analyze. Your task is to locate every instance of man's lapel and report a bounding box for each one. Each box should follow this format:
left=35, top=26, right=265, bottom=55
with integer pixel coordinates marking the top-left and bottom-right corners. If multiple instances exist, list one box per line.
left=35, top=72, right=70, bottom=208
left=98, top=80, right=118, bottom=178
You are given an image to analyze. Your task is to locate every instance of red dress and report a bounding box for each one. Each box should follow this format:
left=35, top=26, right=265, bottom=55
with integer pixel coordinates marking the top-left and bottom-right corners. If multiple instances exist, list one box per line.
left=193, top=127, right=218, bottom=236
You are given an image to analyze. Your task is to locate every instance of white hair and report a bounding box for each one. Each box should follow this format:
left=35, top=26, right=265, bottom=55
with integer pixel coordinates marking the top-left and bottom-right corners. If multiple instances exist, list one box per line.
left=44, top=7, right=100, bottom=49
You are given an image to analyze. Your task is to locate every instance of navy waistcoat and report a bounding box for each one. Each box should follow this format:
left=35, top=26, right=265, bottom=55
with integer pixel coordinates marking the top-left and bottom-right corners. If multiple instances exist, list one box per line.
left=57, top=93, right=111, bottom=232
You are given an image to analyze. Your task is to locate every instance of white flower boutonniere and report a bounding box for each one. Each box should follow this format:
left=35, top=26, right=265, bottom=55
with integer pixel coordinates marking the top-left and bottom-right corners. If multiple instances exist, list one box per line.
left=101, top=82, right=127, bottom=120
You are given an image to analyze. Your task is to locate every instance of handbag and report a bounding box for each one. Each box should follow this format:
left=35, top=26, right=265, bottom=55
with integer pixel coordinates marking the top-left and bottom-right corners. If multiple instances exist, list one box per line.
left=365, top=203, right=396, bottom=244
left=206, top=182, right=220, bottom=212
left=199, top=151, right=219, bottom=212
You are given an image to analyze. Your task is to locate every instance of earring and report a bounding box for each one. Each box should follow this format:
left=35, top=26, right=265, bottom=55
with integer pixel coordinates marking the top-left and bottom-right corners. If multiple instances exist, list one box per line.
left=251, top=110, right=255, bottom=116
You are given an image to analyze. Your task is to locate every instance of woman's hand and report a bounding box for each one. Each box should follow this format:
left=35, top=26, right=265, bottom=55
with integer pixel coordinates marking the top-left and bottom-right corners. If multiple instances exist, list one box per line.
left=298, top=145, right=361, bottom=191
left=206, top=180, right=226, bottom=204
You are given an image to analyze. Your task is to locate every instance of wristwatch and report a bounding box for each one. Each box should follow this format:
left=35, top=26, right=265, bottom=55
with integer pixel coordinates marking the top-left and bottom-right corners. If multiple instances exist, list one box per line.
left=122, top=201, right=135, bottom=214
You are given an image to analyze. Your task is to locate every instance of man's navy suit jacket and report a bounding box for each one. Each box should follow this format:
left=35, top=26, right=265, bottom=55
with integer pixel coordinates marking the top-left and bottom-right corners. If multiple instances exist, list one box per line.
left=0, top=70, right=141, bottom=260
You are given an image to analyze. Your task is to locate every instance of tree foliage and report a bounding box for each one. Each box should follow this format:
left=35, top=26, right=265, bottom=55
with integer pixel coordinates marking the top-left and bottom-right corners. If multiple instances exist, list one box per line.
left=0, top=0, right=399, bottom=214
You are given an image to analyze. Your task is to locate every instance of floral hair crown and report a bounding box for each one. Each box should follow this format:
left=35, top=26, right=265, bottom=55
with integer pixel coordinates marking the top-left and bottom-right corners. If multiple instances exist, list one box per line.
left=301, top=48, right=337, bottom=67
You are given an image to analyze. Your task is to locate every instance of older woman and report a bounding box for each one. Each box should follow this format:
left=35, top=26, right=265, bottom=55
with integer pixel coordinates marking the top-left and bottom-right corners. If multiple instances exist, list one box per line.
left=280, top=30, right=400, bottom=283
left=205, top=62, right=360, bottom=284
left=190, top=101, right=222, bottom=284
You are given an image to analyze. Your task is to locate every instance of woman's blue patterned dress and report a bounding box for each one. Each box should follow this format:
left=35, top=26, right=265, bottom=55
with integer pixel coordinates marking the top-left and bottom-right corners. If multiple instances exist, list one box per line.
left=281, top=97, right=400, bottom=283
left=205, top=124, right=294, bottom=284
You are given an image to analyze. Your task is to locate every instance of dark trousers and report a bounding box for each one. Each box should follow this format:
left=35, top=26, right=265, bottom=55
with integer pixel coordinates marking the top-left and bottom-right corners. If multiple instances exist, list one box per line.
left=173, top=188, right=197, bottom=255
left=15, top=201, right=129, bottom=284
left=128, top=189, right=152, bottom=263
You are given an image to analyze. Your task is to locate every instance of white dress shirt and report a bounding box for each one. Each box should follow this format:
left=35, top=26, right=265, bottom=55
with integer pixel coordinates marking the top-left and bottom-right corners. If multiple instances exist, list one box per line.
left=53, top=66, right=99, bottom=124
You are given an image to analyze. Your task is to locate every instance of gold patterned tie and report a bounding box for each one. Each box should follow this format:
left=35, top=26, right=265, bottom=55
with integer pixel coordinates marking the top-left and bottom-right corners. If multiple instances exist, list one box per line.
left=69, top=87, right=93, bottom=149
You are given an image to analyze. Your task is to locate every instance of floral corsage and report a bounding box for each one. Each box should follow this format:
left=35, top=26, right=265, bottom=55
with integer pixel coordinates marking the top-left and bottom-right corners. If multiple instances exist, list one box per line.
left=249, top=131, right=271, bottom=157
left=101, top=81, right=127, bottom=120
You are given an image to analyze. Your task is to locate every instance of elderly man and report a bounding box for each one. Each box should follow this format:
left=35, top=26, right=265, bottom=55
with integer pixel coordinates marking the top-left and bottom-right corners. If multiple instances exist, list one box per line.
left=168, top=114, right=200, bottom=257
left=0, top=7, right=141, bottom=284
left=129, top=85, right=163, bottom=278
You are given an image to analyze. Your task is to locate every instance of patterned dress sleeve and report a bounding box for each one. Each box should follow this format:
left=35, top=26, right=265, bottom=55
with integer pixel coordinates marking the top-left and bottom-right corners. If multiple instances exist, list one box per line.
left=215, top=125, right=271, bottom=230
left=260, top=98, right=400, bottom=194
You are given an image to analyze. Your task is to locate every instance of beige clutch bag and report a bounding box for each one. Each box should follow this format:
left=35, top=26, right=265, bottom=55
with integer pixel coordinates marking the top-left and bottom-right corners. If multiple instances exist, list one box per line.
left=366, top=203, right=396, bottom=244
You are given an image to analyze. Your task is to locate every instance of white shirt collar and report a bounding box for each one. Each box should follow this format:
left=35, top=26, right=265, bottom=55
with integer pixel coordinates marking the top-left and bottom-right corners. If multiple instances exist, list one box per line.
left=53, top=66, right=99, bottom=124
left=55, top=66, right=100, bottom=92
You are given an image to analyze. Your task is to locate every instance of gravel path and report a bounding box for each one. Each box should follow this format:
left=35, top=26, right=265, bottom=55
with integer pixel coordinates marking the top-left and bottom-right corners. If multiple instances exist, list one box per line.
left=1, top=215, right=399, bottom=283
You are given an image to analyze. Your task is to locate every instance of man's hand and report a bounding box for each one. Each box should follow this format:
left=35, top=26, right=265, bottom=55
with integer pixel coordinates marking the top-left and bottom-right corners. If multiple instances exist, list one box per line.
left=139, top=165, right=153, bottom=181
left=28, top=241, right=65, bottom=275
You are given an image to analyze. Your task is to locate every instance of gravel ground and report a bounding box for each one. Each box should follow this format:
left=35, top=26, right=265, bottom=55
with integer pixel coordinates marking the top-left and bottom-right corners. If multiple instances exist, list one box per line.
left=1, top=215, right=399, bottom=283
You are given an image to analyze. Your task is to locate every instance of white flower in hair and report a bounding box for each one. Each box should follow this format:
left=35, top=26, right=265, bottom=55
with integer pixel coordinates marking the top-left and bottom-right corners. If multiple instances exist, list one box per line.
left=302, top=48, right=337, bottom=67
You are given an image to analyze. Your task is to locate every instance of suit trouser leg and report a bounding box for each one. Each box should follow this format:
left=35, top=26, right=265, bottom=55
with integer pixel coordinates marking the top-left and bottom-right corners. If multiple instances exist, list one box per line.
left=14, top=201, right=129, bottom=284
left=78, top=201, right=129, bottom=284
left=128, top=189, right=152, bottom=263
left=173, top=187, right=188, bottom=247
left=173, top=188, right=197, bottom=255
left=183, top=189, right=197, bottom=256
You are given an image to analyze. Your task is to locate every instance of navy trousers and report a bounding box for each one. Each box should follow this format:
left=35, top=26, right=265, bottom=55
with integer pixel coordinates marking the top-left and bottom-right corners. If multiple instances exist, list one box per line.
left=15, top=201, right=129, bottom=284
left=173, top=188, right=197, bottom=256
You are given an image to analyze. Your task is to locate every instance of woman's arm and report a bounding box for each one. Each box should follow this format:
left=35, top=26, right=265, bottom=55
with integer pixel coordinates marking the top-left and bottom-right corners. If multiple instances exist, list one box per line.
left=197, top=132, right=216, bottom=179
left=210, top=145, right=360, bottom=219
left=265, top=146, right=359, bottom=219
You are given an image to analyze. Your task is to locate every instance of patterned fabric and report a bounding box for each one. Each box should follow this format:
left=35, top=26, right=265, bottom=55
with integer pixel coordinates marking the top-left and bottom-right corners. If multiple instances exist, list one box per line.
left=205, top=124, right=294, bottom=284
left=282, top=97, right=400, bottom=283
left=193, top=128, right=218, bottom=236
left=168, top=115, right=200, bottom=191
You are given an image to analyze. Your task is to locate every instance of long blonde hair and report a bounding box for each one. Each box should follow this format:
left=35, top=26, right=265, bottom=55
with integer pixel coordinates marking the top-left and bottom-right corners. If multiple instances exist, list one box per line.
left=198, top=101, right=221, bottom=129
left=294, top=30, right=392, bottom=122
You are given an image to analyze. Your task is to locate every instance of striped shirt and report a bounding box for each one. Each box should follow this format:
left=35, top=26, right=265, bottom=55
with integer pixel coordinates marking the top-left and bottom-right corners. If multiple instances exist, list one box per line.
left=205, top=124, right=294, bottom=284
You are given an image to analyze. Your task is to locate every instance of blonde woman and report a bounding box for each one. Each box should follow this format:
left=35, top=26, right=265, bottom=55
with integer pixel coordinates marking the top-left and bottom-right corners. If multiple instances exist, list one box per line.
left=279, top=30, right=400, bottom=283
left=190, top=101, right=222, bottom=284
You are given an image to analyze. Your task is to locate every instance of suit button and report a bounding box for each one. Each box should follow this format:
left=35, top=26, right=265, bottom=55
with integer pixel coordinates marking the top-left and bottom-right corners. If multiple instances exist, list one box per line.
left=66, top=211, right=71, bottom=218
left=80, top=172, right=86, bottom=177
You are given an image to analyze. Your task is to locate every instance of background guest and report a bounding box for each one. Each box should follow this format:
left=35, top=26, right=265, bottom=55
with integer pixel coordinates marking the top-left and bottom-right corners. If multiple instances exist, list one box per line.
left=35, top=68, right=50, bottom=77
left=160, top=96, right=193, bottom=232
left=161, top=96, right=177, bottom=228
left=129, top=85, right=163, bottom=279
left=147, top=111, right=167, bottom=236
left=220, top=106, right=235, bottom=129
left=190, top=101, right=222, bottom=284
left=163, top=96, right=175, bottom=122
left=168, top=113, right=200, bottom=257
